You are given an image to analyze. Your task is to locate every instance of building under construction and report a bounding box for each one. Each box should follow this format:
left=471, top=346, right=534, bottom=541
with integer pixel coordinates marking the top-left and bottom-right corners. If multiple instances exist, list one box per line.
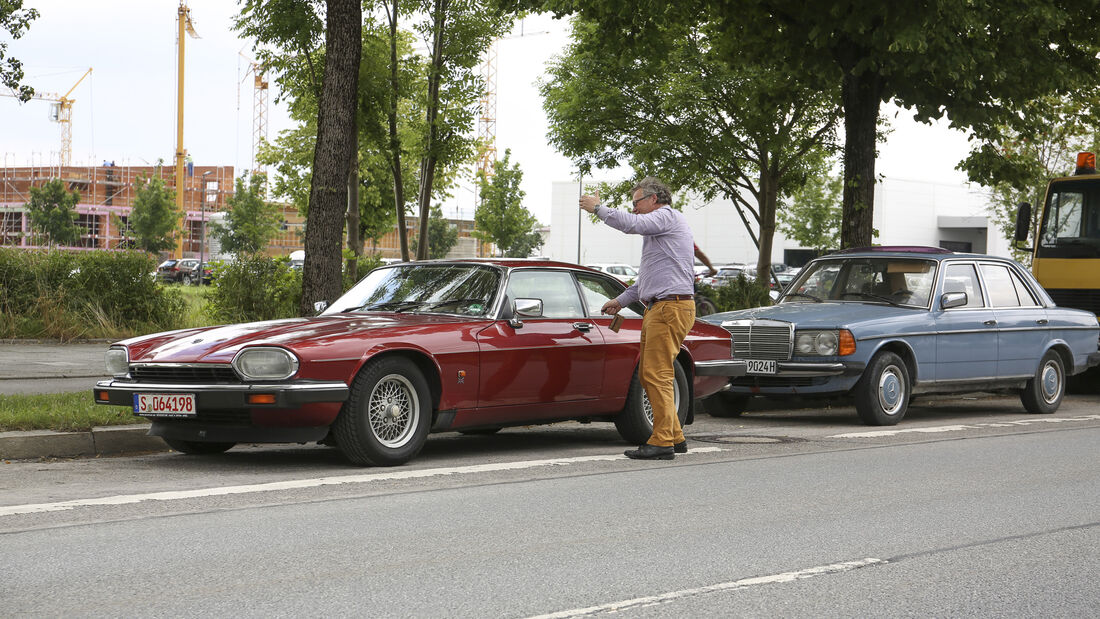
left=0, top=162, right=482, bottom=259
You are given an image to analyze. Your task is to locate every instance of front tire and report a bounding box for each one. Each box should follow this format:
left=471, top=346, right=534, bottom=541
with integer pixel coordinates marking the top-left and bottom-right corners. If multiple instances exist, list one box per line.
left=703, top=390, right=749, bottom=418
left=855, top=351, right=910, bottom=426
left=615, top=362, right=688, bottom=444
left=1021, top=350, right=1064, bottom=414
left=163, top=438, right=235, bottom=455
left=334, top=356, right=432, bottom=466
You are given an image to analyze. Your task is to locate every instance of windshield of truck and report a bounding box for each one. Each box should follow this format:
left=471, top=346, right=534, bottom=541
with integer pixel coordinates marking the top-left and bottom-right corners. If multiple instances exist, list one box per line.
left=1038, top=179, right=1100, bottom=259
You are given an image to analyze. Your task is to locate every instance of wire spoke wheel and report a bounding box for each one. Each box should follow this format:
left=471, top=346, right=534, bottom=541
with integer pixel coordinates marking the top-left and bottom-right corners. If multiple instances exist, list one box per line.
left=367, top=373, right=419, bottom=448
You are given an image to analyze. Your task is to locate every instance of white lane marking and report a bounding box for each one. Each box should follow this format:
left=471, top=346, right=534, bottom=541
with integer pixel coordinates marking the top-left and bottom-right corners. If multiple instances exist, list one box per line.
left=829, top=414, right=1100, bottom=438
left=0, top=447, right=724, bottom=517
left=526, top=558, right=886, bottom=619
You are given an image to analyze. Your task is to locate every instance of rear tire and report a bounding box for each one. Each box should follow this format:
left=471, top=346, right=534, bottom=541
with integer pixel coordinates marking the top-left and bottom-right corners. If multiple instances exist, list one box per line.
left=163, top=438, right=235, bottom=455
left=615, top=362, right=688, bottom=444
left=855, top=351, right=910, bottom=426
left=1020, top=350, right=1064, bottom=414
left=334, top=356, right=432, bottom=466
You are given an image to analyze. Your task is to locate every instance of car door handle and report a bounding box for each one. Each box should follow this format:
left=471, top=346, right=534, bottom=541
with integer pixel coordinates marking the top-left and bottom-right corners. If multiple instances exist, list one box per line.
left=573, top=322, right=593, bottom=332
left=983, top=319, right=997, bottom=326
left=1036, top=318, right=1048, bottom=325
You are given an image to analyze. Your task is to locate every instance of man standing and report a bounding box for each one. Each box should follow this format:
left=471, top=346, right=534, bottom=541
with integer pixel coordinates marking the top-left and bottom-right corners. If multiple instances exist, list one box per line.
left=579, top=177, right=696, bottom=460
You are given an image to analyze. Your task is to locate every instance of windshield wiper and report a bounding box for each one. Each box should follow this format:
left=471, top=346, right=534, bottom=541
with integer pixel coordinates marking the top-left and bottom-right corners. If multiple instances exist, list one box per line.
left=421, top=298, right=489, bottom=312
left=840, top=291, right=900, bottom=306
left=343, top=301, right=424, bottom=313
left=783, top=292, right=823, bottom=303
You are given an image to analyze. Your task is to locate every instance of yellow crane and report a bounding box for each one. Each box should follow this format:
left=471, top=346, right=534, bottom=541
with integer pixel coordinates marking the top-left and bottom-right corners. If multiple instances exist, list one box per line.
left=1, top=67, right=93, bottom=166
left=239, top=52, right=269, bottom=177
left=173, top=0, right=199, bottom=258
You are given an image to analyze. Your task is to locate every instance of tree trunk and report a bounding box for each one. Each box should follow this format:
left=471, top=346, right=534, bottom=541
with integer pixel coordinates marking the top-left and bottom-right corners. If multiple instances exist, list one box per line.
left=299, top=0, right=362, bottom=316
left=416, top=0, right=448, bottom=261
left=755, top=165, right=778, bottom=284
left=839, top=64, right=882, bottom=249
left=387, top=0, right=410, bottom=261
left=346, top=156, right=360, bottom=283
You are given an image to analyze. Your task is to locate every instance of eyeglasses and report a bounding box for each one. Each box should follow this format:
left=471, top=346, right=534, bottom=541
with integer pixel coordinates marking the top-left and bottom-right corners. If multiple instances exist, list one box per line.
left=632, top=194, right=652, bottom=207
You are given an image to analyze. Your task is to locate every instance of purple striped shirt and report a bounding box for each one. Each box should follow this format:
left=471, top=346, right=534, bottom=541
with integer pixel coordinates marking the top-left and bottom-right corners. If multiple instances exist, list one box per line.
left=595, top=204, right=695, bottom=307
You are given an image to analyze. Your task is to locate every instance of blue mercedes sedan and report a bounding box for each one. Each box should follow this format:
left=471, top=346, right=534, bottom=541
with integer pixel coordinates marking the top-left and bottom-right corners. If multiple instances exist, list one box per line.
left=698, top=247, right=1100, bottom=425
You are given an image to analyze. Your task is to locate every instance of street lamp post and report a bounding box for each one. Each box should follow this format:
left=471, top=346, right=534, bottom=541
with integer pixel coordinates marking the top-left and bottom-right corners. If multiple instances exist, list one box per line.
left=201, top=170, right=213, bottom=286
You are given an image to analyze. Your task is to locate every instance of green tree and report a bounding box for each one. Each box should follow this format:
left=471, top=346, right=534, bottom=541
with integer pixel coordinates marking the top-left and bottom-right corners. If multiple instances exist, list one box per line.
left=959, top=92, right=1100, bottom=265
left=475, top=150, right=544, bottom=257
left=778, top=164, right=843, bottom=254
left=25, top=179, right=81, bottom=247
left=127, top=173, right=182, bottom=255
left=1, top=0, right=38, bottom=101
left=211, top=173, right=282, bottom=256
left=541, top=17, right=839, bottom=281
left=410, top=205, right=459, bottom=259
left=509, top=0, right=1100, bottom=249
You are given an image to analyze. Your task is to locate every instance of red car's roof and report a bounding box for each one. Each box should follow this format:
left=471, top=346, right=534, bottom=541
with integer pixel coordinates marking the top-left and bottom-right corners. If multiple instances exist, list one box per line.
left=394, top=258, right=596, bottom=272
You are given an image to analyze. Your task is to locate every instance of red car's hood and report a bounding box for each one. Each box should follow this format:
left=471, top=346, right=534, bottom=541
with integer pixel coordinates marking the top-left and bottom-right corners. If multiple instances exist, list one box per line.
left=120, top=313, right=478, bottom=364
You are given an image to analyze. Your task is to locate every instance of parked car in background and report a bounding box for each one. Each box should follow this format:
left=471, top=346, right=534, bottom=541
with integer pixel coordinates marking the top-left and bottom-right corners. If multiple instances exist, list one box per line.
left=700, top=266, right=751, bottom=287
left=155, top=259, right=179, bottom=283
left=156, top=258, right=201, bottom=284
left=699, top=247, right=1100, bottom=425
left=193, top=262, right=214, bottom=285
left=586, top=263, right=638, bottom=283
left=94, top=259, right=748, bottom=466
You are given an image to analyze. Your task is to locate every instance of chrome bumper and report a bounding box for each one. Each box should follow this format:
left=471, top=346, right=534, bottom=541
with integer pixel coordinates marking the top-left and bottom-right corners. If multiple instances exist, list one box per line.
left=694, top=360, right=748, bottom=376
left=695, top=360, right=850, bottom=378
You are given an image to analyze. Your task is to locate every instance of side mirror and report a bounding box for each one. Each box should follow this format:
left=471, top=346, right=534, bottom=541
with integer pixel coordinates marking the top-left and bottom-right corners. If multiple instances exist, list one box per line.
left=941, top=291, right=968, bottom=310
left=313, top=300, right=329, bottom=314
left=509, top=298, right=543, bottom=328
left=1013, top=202, right=1033, bottom=251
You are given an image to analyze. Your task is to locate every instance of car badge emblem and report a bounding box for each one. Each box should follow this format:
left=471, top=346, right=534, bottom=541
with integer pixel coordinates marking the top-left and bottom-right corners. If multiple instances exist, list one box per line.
left=192, top=338, right=203, bottom=344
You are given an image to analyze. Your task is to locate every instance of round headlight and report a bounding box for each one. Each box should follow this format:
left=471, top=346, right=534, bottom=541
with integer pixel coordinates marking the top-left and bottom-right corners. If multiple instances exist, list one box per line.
left=105, top=347, right=129, bottom=377
left=796, top=333, right=815, bottom=355
left=814, top=331, right=839, bottom=355
left=233, top=347, right=299, bottom=380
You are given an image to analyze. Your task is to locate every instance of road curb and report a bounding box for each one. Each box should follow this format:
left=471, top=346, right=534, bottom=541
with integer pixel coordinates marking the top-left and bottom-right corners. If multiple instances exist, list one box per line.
left=0, top=425, right=167, bottom=460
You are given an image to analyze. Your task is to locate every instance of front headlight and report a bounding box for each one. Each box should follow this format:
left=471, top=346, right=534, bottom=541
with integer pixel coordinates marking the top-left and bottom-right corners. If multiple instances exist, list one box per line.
left=105, top=347, right=129, bottom=377
left=232, top=347, right=300, bottom=380
left=795, top=330, right=839, bottom=356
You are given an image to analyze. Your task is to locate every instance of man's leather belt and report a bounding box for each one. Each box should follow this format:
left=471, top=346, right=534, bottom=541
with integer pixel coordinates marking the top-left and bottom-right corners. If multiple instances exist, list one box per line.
left=651, top=294, right=694, bottom=303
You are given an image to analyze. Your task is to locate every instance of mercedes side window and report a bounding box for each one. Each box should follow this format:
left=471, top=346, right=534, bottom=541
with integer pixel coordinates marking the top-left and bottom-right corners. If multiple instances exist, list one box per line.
left=943, top=263, right=985, bottom=308
left=505, top=270, right=585, bottom=319
left=979, top=264, right=1021, bottom=307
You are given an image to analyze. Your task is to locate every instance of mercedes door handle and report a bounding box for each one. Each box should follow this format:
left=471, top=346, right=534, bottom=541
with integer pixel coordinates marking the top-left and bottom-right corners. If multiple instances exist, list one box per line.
left=1036, top=319, right=1049, bottom=325
left=983, top=319, right=998, bottom=326
left=573, top=322, right=593, bottom=332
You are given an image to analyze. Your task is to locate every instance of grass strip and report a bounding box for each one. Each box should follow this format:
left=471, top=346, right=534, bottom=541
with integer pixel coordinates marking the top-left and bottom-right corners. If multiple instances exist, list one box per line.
left=0, top=391, right=145, bottom=432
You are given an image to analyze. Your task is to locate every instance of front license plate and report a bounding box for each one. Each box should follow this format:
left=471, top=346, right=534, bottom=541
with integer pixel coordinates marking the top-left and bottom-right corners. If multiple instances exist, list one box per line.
left=133, top=393, right=197, bottom=417
left=746, top=359, right=777, bottom=375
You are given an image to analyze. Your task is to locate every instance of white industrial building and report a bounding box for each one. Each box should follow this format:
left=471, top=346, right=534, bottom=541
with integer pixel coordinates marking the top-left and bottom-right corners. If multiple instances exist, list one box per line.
left=545, top=177, right=1008, bottom=268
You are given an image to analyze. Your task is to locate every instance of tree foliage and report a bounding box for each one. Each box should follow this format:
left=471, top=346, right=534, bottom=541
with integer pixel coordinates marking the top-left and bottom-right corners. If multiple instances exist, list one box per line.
left=777, top=161, right=843, bottom=254
left=0, top=0, right=38, bottom=101
left=541, top=16, right=839, bottom=281
left=25, top=179, right=81, bottom=247
left=212, top=173, right=282, bottom=256
left=126, top=173, right=182, bottom=255
left=475, top=149, right=543, bottom=257
left=410, top=205, right=459, bottom=259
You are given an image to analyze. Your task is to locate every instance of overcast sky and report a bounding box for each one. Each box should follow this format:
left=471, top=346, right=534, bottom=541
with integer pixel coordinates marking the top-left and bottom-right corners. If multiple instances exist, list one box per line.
left=2, top=1, right=976, bottom=224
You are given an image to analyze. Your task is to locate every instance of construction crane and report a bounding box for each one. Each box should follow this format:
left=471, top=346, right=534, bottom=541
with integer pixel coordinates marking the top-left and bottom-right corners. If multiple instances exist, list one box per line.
left=476, top=26, right=548, bottom=180
left=1, top=67, right=93, bottom=166
left=173, top=0, right=199, bottom=259
left=239, top=52, right=269, bottom=177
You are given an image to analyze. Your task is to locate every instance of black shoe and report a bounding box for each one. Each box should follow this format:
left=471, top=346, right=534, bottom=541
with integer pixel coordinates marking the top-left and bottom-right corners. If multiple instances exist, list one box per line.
left=625, top=444, right=675, bottom=460
left=674, top=440, right=688, bottom=454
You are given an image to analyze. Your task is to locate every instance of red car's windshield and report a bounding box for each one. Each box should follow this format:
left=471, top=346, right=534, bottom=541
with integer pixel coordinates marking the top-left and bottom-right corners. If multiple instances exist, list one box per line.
left=324, top=264, right=502, bottom=317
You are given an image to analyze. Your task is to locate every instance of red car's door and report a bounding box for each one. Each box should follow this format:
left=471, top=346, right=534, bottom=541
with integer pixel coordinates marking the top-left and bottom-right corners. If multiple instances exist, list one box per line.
left=476, top=269, right=605, bottom=410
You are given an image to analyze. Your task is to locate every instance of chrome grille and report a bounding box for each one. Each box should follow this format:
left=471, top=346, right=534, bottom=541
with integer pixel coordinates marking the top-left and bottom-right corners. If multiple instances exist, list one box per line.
left=130, top=364, right=239, bottom=384
left=722, top=320, right=792, bottom=361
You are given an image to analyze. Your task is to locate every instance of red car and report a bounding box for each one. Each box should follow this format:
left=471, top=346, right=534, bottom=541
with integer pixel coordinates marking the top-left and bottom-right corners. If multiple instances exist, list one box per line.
left=93, top=259, right=746, bottom=466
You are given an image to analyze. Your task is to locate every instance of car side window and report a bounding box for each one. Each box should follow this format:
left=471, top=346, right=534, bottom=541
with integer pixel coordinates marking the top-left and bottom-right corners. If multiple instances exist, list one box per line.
left=943, top=263, right=985, bottom=308
left=980, top=264, right=1023, bottom=307
left=505, top=270, right=585, bottom=318
left=576, top=273, right=643, bottom=318
left=1008, top=269, right=1039, bottom=306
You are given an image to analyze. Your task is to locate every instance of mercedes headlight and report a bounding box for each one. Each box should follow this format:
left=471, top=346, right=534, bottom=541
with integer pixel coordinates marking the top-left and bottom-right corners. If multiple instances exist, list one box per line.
left=104, top=347, right=129, bottom=377
left=795, top=330, right=840, bottom=356
left=232, top=347, right=300, bottom=380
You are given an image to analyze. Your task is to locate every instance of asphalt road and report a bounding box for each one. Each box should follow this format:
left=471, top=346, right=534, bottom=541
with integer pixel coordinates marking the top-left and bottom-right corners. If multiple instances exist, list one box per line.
left=2, top=393, right=1098, bottom=616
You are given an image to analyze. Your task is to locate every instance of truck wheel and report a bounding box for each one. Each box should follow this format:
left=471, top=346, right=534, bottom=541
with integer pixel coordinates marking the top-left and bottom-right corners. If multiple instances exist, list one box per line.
left=855, top=351, right=910, bottom=426
left=1020, top=350, right=1064, bottom=414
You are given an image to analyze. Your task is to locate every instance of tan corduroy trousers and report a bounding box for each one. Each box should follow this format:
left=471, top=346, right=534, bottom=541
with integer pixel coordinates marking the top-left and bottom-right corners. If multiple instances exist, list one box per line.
left=639, top=299, right=695, bottom=446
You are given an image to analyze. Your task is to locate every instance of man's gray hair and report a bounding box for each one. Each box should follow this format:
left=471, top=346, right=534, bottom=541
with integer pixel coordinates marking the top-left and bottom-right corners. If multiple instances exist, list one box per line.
left=632, top=177, right=672, bottom=205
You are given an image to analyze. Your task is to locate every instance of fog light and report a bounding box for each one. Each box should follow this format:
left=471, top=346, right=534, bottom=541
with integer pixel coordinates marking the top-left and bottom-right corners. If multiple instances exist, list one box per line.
left=248, top=394, right=277, bottom=405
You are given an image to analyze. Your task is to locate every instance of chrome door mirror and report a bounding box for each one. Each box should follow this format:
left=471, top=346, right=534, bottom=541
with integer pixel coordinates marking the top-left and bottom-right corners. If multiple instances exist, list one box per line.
left=313, top=300, right=329, bottom=314
left=941, top=291, right=968, bottom=310
left=509, top=298, right=543, bottom=328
